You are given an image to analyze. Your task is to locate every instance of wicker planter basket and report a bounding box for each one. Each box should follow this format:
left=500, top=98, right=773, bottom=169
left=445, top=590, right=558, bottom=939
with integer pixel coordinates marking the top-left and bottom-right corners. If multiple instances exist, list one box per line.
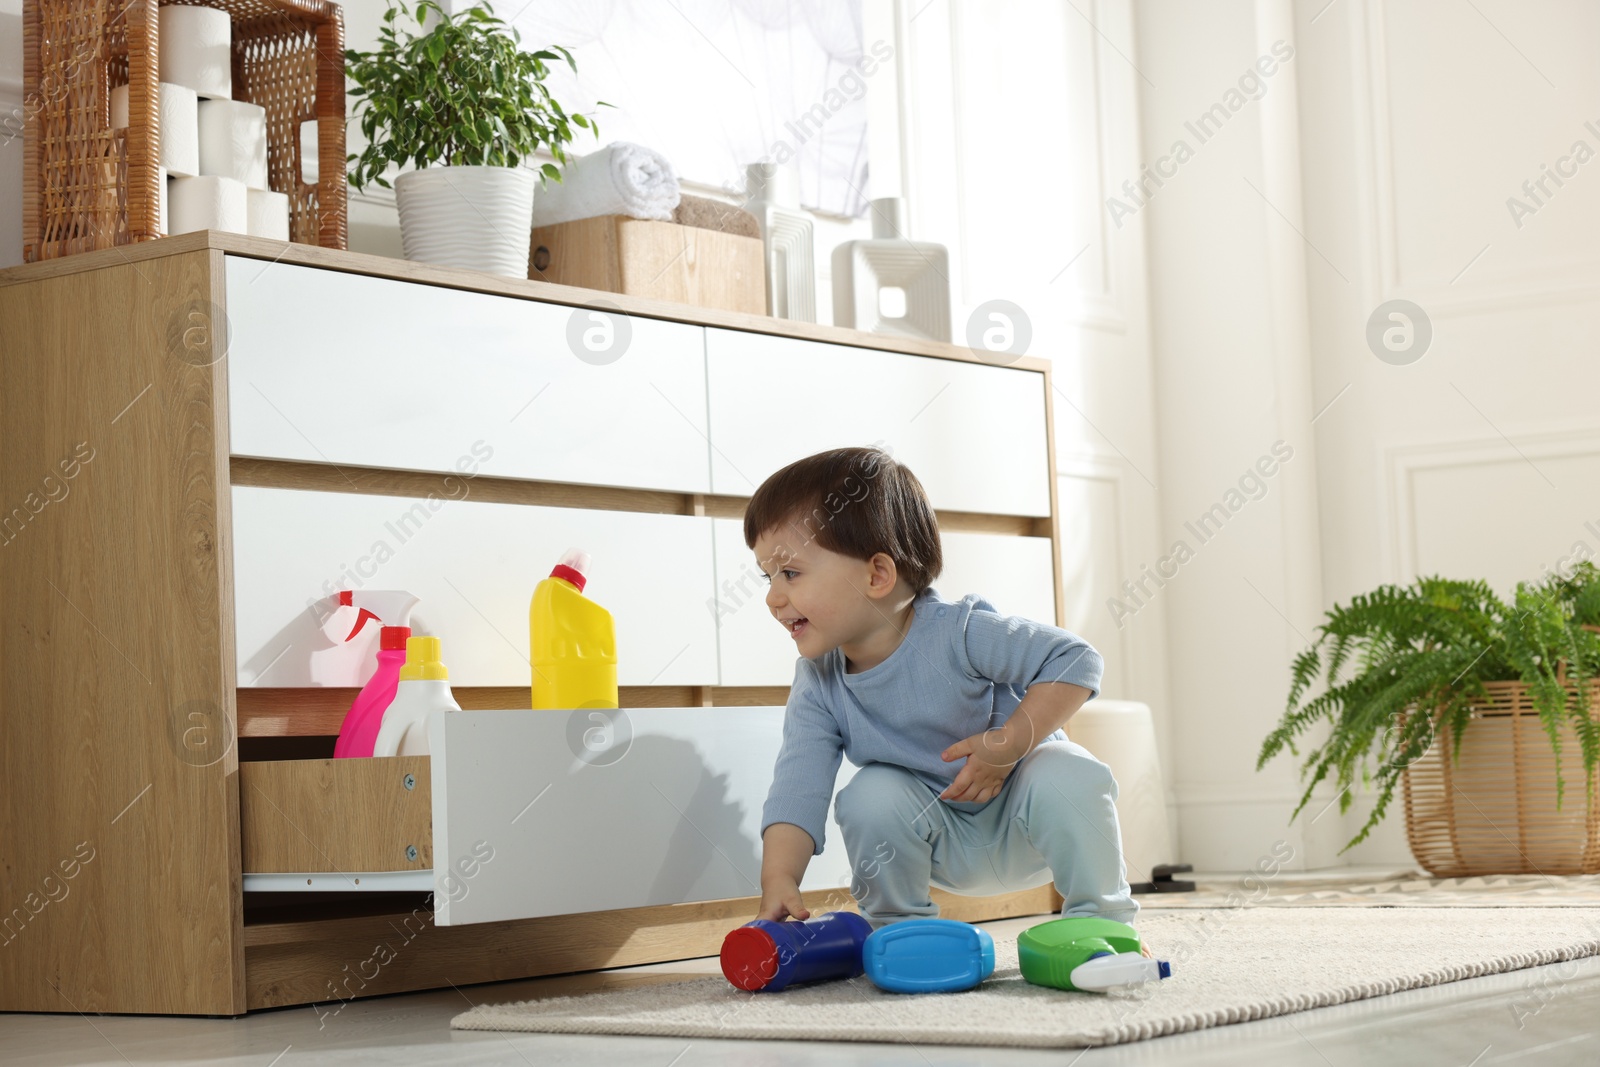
left=21, top=0, right=346, bottom=261
left=1402, top=671, right=1600, bottom=877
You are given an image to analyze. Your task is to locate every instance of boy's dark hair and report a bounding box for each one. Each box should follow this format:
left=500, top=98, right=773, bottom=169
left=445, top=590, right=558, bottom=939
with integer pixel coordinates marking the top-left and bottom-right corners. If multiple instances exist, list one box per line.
left=743, top=445, right=943, bottom=595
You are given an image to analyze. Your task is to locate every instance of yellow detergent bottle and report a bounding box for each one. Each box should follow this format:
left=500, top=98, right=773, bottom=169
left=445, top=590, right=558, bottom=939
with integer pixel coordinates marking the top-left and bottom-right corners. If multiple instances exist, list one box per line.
left=530, top=546, right=618, bottom=710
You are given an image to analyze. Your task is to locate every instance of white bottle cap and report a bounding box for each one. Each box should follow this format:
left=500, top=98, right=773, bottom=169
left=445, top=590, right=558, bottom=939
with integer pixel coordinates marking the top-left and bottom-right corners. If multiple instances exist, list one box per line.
left=559, top=546, right=591, bottom=577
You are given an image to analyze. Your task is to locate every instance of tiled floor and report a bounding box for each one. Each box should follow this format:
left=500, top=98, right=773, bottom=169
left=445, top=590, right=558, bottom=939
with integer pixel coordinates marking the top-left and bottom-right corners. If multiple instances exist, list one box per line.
left=5, top=880, right=1599, bottom=1066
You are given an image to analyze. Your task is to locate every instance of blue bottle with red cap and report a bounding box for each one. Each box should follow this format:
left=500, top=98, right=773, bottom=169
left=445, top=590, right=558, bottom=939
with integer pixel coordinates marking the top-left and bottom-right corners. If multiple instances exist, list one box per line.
left=720, top=911, right=872, bottom=992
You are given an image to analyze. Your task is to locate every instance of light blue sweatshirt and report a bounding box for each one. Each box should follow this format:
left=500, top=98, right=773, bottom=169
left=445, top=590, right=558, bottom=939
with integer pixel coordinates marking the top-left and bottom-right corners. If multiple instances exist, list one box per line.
left=760, top=585, right=1106, bottom=855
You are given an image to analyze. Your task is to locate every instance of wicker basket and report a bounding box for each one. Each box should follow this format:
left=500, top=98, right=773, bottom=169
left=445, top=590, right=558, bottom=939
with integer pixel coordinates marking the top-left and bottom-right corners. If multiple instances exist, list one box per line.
left=21, top=0, right=346, bottom=261
left=1402, top=656, right=1600, bottom=877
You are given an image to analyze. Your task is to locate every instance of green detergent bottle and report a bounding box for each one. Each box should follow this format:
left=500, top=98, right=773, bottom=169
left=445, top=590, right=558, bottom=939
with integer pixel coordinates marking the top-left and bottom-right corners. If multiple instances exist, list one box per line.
left=1017, top=916, right=1172, bottom=992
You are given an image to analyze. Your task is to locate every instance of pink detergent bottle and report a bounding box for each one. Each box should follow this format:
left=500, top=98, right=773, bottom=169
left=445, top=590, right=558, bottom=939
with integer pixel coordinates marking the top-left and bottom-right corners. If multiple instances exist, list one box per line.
left=331, top=591, right=421, bottom=759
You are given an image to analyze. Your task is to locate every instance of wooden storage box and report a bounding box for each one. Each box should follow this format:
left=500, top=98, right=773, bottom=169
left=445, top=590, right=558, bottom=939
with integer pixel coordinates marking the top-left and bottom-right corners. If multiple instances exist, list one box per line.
left=529, top=215, right=767, bottom=316
left=21, top=0, right=347, bottom=261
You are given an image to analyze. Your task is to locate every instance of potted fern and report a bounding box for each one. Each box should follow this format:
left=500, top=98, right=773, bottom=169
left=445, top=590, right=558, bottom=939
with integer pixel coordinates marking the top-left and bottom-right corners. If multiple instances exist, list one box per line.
left=344, top=0, right=603, bottom=277
left=1258, top=561, right=1600, bottom=874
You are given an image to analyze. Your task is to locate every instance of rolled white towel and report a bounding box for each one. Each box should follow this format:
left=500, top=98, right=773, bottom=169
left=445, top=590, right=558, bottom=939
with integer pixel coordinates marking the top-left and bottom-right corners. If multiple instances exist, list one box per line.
left=530, top=141, right=680, bottom=228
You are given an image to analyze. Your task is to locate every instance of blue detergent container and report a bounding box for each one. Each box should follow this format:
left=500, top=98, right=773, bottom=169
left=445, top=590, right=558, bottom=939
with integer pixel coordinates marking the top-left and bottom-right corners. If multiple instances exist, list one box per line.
left=720, top=911, right=873, bottom=992
left=862, top=918, right=995, bottom=993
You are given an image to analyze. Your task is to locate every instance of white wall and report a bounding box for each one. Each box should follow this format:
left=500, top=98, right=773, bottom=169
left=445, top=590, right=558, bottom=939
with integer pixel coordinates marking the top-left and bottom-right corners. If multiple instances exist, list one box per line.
left=1296, top=0, right=1600, bottom=863
left=1134, top=0, right=1600, bottom=871
left=1299, top=0, right=1600, bottom=598
left=1131, top=0, right=1341, bottom=871
left=887, top=0, right=1179, bottom=866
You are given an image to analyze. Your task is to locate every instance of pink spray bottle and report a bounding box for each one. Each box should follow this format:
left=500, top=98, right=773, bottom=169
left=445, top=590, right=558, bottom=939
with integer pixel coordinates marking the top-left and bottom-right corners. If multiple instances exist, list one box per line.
left=331, top=590, right=421, bottom=759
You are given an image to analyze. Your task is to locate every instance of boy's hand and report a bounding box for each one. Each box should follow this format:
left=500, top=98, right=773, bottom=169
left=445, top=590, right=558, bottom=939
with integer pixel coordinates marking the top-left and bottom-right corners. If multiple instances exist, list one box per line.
left=939, top=728, right=1023, bottom=803
left=756, top=879, right=811, bottom=923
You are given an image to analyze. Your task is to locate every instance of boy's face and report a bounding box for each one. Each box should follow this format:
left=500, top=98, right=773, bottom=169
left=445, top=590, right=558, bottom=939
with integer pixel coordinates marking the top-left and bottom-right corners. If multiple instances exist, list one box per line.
left=752, top=521, right=899, bottom=658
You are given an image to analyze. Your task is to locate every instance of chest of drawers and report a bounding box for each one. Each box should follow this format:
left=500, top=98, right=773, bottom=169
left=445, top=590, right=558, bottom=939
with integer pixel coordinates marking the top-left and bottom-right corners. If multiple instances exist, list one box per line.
left=0, top=231, right=1067, bottom=1014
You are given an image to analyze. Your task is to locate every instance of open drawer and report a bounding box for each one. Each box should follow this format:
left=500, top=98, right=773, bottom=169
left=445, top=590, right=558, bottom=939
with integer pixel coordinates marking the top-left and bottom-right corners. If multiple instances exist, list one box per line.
left=238, top=707, right=859, bottom=925
left=239, top=757, right=435, bottom=892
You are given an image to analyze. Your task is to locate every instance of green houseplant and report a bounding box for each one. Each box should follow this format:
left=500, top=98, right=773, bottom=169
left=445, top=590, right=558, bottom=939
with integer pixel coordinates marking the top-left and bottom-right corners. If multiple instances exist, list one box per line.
left=344, top=0, right=604, bottom=277
left=1258, top=560, right=1600, bottom=869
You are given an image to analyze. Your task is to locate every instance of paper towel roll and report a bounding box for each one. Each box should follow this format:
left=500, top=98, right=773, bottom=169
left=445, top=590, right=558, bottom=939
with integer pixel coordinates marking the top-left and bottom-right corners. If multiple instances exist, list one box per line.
left=197, top=97, right=268, bottom=190
left=159, top=4, right=232, bottom=99
left=1066, top=700, right=1175, bottom=884
left=299, top=120, right=318, bottom=186
left=247, top=188, right=290, bottom=240
left=158, top=82, right=200, bottom=177
left=109, top=82, right=200, bottom=177
left=159, top=166, right=169, bottom=234
left=169, top=174, right=248, bottom=235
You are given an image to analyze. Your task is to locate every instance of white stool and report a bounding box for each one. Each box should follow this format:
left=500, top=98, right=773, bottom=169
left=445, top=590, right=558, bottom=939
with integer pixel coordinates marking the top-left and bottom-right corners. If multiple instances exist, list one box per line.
left=1065, top=699, right=1176, bottom=888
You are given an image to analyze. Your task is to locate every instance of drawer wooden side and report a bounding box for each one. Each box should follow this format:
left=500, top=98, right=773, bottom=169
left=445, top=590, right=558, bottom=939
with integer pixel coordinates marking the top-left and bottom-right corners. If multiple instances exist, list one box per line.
left=240, top=758, right=433, bottom=874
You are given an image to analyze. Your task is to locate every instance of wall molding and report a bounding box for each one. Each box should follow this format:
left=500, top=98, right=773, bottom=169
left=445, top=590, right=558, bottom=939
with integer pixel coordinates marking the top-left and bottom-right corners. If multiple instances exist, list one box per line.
left=1173, top=788, right=1329, bottom=806
left=1056, top=448, right=1133, bottom=686
left=1382, top=424, right=1600, bottom=583
left=1351, top=0, right=1600, bottom=317
left=1079, top=0, right=1130, bottom=335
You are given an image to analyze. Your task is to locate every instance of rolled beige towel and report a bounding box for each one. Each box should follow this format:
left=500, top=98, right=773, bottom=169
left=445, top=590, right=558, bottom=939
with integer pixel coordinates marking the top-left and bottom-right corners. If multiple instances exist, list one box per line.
left=672, top=194, right=760, bottom=238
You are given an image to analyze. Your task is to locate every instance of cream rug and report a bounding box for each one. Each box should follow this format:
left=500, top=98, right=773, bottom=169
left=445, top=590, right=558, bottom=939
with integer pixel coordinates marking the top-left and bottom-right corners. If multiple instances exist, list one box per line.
left=451, top=908, right=1600, bottom=1049
left=1145, top=869, right=1600, bottom=908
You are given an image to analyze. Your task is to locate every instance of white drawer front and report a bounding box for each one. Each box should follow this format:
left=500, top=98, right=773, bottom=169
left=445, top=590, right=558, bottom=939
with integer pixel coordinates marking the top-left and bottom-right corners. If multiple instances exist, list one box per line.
left=937, top=529, right=1057, bottom=627
left=428, top=707, right=859, bottom=925
left=224, top=257, right=712, bottom=493
left=712, top=518, right=1060, bottom=686
left=705, top=328, right=1051, bottom=515
left=232, top=486, right=718, bottom=688
left=710, top=516, right=799, bottom=687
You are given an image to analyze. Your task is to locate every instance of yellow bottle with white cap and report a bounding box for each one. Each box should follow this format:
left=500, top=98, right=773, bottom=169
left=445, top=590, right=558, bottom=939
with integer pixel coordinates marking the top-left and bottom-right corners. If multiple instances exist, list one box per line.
left=371, top=636, right=460, bottom=757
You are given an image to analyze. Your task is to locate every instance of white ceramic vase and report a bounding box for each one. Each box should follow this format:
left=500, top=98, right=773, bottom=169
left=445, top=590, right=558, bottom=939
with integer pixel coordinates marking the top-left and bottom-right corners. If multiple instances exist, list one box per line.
left=831, top=196, right=951, bottom=342
left=745, top=162, right=816, bottom=322
left=393, top=164, right=537, bottom=278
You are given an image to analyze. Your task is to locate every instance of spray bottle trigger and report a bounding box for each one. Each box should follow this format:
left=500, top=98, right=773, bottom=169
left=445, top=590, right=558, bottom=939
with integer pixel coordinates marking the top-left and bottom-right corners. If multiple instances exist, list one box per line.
left=1069, top=952, right=1165, bottom=992
left=345, top=607, right=383, bottom=642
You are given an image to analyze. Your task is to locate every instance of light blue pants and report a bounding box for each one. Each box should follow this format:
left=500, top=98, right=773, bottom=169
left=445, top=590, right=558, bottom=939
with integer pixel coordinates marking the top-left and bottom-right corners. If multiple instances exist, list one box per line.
left=834, top=740, right=1139, bottom=928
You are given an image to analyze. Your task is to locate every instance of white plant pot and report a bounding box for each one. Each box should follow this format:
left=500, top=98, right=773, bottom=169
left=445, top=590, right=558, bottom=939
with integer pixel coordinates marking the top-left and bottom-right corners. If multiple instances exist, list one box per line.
left=393, top=164, right=537, bottom=278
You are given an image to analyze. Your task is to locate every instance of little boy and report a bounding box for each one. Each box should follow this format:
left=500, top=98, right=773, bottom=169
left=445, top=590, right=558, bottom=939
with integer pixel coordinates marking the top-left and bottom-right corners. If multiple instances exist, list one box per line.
left=747, top=445, right=1139, bottom=931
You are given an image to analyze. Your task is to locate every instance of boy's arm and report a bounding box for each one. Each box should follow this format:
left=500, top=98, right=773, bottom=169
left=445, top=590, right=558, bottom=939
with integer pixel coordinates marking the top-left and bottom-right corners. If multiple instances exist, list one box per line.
left=992, top=681, right=1094, bottom=761
left=759, top=672, right=845, bottom=859
left=956, top=600, right=1105, bottom=760
left=958, top=600, right=1105, bottom=699
left=758, top=821, right=819, bottom=922
left=756, top=676, right=844, bottom=920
